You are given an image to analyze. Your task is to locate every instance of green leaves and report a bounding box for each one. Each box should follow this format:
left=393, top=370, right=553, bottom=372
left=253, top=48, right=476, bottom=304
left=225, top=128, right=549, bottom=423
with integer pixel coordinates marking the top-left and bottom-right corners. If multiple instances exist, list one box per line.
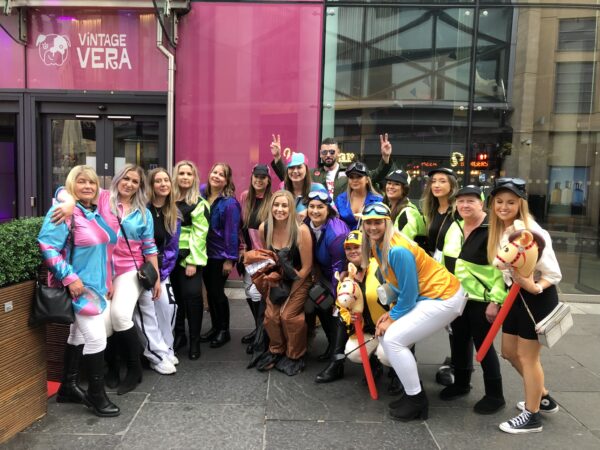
left=0, top=217, right=44, bottom=288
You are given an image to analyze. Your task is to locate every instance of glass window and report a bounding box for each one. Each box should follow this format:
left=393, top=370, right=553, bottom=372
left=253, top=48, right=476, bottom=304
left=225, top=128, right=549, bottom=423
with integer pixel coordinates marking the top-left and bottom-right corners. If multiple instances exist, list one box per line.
left=0, top=114, right=17, bottom=222
left=558, top=18, right=596, bottom=52
left=554, top=62, right=594, bottom=114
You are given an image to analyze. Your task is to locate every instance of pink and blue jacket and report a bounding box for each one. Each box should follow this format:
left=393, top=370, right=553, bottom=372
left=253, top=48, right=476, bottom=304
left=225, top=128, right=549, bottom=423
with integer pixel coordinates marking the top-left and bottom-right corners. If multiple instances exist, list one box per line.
left=38, top=203, right=117, bottom=297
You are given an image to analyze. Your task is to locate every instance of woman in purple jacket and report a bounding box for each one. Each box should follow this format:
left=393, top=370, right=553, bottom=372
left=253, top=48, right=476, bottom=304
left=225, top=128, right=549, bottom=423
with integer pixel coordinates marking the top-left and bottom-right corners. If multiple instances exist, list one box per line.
left=303, top=189, right=349, bottom=371
left=133, top=168, right=181, bottom=375
left=200, top=163, right=241, bottom=348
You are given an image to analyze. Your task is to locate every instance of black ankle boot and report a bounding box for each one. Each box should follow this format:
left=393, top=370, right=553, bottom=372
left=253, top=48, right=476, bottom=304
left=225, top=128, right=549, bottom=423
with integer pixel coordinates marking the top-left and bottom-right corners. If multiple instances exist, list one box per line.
left=315, top=359, right=344, bottom=383
left=241, top=329, right=257, bottom=345
left=83, top=351, right=120, bottom=417
left=242, top=299, right=259, bottom=344
left=199, top=328, right=218, bottom=343
left=209, top=330, right=231, bottom=348
left=56, top=344, right=86, bottom=404
left=188, top=337, right=201, bottom=360
left=439, top=368, right=472, bottom=401
left=104, top=334, right=120, bottom=389
left=173, top=334, right=187, bottom=352
left=387, top=369, right=405, bottom=396
left=117, top=327, right=143, bottom=396
left=474, top=377, right=505, bottom=414
left=389, top=389, right=429, bottom=421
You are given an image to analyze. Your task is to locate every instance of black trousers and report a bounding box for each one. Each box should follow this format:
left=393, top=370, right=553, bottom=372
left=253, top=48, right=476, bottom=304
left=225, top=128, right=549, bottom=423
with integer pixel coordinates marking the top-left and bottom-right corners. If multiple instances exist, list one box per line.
left=171, top=259, right=204, bottom=340
left=202, top=258, right=231, bottom=332
left=450, top=300, right=501, bottom=380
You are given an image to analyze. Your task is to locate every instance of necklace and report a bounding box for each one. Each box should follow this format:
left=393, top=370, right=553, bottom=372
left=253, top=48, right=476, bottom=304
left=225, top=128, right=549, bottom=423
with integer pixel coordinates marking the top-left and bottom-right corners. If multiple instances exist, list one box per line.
left=152, top=204, right=162, bottom=218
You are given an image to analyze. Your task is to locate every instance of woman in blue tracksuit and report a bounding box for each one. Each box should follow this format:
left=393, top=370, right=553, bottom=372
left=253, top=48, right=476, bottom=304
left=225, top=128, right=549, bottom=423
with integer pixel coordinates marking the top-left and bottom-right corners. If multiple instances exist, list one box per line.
left=303, top=189, right=349, bottom=368
left=334, top=161, right=383, bottom=230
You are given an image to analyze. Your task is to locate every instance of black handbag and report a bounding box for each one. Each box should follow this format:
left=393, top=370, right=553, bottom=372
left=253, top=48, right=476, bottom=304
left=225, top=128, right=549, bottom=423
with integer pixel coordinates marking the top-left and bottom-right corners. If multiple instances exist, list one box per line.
left=118, top=217, right=159, bottom=290
left=308, top=279, right=335, bottom=312
left=29, top=223, right=75, bottom=326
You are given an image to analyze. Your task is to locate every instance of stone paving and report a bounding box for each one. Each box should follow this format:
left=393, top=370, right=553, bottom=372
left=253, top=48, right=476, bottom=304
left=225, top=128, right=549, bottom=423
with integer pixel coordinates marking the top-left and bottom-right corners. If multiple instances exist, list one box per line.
left=4, top=289, right=600, bottom=450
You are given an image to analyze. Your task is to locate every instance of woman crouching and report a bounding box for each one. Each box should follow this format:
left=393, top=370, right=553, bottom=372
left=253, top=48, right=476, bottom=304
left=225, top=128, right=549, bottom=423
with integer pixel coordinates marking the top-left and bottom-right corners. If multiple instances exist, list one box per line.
left=361, top=202, right=467, bottom=421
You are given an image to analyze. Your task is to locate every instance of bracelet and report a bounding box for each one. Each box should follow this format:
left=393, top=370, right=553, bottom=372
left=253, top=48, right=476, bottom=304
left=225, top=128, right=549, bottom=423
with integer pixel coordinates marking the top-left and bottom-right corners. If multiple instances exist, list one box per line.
left=534, top=283, right=543, bottom=295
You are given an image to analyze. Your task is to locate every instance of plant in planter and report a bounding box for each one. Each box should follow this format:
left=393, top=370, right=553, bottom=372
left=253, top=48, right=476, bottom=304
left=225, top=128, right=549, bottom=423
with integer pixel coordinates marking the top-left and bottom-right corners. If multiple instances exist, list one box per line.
left=0, top=217, right=48, bottom=444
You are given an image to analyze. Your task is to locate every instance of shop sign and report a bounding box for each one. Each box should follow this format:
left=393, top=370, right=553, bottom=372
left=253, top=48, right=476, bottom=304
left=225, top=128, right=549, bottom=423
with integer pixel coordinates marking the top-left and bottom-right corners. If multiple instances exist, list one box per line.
left=27, top=10, right=166, bottom=91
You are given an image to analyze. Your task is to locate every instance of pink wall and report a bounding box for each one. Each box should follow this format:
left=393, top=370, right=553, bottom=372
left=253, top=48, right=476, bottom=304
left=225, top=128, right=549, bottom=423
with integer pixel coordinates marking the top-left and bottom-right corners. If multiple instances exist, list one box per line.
left=0, top=18, right=25, bottom=89
left=25, top=9, right=167, bottom=91
left=175, top=2, right=324, bottom=191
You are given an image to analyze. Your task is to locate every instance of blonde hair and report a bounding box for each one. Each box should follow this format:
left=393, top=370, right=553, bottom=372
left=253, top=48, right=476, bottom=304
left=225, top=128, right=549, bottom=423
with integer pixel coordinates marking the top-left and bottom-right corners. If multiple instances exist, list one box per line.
left=65, top=165, right=100, bottom=203
left=346, top=174, right=380, bottom=198
left=421, top=172, right=458, bottom=230
left=265, top=190, right=298, bottom=249
left=172, top=160, right=200, bottom=205
left=205, top=163, right=236, bottom=198
left=360, top=218, right=395, bottom=273
left=486, top=192, right=532, bottom=264
left=243, top=175, right=273, bottom=227
left=109, top=164, right=147, bottom=221
left=147, top=167, right=179, bottom=236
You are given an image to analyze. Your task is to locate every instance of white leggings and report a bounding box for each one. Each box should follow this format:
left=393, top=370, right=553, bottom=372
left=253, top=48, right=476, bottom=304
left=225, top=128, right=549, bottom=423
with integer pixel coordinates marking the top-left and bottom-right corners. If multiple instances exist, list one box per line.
left=134, top=278, right=177, bottom=364
left=111, top=270, right=143, bottom=332
left=381, top=288, right=467, bottom=395
left=344, top=335, right=391, bottom=366
left=67, top=301, right=111, bottom=355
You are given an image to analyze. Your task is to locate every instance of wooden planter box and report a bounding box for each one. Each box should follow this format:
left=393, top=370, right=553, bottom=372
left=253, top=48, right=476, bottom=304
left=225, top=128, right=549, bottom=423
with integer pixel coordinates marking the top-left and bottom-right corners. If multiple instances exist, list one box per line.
left=0, top=280, right=47, bottom=444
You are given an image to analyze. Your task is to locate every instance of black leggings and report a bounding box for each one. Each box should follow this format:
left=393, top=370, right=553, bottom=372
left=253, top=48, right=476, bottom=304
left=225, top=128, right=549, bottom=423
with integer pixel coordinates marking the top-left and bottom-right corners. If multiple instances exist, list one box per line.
left=202, top=258, right=231, bottom=332
left=450, top=300, right=501, bottom=380
left=171, top=259, right=204, bottom=340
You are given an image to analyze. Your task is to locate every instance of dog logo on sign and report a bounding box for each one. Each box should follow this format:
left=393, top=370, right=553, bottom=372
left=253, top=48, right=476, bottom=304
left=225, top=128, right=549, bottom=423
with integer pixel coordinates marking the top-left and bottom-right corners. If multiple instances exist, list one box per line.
left=36, top=34, right=70, bottom=67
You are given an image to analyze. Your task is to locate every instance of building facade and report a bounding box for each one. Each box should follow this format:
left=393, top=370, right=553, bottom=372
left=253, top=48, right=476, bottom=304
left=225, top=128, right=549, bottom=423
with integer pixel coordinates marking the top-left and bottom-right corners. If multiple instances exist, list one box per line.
left=1, top=0, right=599, bottom=298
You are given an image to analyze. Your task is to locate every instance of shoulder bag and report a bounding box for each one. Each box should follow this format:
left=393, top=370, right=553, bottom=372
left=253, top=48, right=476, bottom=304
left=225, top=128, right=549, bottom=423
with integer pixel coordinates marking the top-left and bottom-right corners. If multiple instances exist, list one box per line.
left=29, top=221, right=76, bottom=326
left=118, top=217, right=158, bottom=290
left=521, top=292, right=573, bottom=348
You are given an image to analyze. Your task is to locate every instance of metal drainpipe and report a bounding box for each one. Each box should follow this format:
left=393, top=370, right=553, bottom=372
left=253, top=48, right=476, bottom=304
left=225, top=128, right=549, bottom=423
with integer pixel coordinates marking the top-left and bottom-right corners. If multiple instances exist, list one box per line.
left=156, top=17, right=175, bottom=171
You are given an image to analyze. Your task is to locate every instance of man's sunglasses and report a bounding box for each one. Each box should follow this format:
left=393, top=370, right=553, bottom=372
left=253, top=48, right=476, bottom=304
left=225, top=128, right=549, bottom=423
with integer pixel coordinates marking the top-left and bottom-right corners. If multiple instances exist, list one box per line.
left=320, top=149, right=336, bottom=156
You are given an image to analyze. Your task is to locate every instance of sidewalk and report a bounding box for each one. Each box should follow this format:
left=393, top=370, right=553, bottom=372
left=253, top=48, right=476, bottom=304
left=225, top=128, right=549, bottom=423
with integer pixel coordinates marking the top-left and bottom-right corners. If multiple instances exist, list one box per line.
left=5, top=289, right=600, bottom=450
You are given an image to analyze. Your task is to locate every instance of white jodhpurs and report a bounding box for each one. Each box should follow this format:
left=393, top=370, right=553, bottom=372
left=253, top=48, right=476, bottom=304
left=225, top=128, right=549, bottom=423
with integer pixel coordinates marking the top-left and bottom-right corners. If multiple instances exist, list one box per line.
left=381, top=288, right=467, bottom=395
left=67, top=301, right=111, bottom=354
left=111, top=270, right=143, bottom=332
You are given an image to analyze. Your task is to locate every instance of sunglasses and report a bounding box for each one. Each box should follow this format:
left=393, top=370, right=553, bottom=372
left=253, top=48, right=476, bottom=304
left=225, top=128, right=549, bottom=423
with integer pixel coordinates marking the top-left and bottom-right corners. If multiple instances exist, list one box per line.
left=346, top=162, right=368, bottom=175
left=495, top=177, right=526, bottom=188
left=307, top=190, right=331, bottom=203
left=320, top=149, right=336, bottom=156
left=362, top=203, right=391, bottom=217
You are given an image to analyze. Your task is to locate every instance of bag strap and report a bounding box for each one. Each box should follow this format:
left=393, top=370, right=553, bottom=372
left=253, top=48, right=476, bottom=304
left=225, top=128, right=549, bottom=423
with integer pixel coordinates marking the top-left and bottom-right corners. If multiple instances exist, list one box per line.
left=117, top=217, right=140, bottom=271
left=519, top=290, right=537, bottom=326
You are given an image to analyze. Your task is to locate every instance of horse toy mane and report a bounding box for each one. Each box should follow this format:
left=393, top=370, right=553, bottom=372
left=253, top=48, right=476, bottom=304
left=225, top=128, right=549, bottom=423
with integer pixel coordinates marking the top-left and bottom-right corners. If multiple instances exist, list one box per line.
left=493, top=221, right=545, bottom=278
left=335, top=263, right=364, bottom=314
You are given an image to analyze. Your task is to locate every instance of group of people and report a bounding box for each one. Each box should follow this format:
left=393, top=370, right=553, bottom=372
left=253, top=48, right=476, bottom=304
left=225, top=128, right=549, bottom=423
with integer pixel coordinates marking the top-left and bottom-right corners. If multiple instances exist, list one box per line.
left=38, top=135, right=562, bottom=435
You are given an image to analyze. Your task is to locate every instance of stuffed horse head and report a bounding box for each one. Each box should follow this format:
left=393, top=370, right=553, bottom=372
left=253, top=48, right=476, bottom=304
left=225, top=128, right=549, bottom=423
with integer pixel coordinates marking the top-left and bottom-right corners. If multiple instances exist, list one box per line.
left=493, top=222, right=545, bottom=278
left=335, top=263, right=364, bottom=314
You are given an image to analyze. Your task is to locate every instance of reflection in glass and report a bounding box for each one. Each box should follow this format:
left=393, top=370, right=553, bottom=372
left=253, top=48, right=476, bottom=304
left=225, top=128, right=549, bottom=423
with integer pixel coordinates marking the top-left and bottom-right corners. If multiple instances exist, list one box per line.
left=112, top=121, right=159, bottom=173
left=0, top=114, right=17, bottom=222
left=51, top=119, right=97, bottom=194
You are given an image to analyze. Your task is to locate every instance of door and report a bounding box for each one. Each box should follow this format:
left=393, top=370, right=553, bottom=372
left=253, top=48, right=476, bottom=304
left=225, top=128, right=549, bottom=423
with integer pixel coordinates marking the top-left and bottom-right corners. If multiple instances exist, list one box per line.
left=42, top=113, right=165, bottom=209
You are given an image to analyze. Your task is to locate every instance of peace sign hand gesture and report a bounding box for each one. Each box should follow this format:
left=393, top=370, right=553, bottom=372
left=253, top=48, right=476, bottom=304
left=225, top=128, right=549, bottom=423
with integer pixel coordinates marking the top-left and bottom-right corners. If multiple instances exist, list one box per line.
left=271, top=134, right=282, bottom=162
left=380, top=133, right=392, bottom=164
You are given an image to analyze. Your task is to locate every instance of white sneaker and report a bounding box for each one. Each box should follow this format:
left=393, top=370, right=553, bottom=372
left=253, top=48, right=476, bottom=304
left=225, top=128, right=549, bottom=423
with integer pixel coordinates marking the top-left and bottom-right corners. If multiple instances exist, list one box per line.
left=151, top=359, right=176, bottom=375
left=167, top=354, right=179, bottom=366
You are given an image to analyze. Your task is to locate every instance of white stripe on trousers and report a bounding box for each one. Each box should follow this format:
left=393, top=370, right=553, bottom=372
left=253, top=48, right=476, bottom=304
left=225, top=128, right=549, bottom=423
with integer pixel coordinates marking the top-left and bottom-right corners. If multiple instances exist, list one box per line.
left=381, top=287, right=467, bottom=396
left=134, top=278, right=177, bottom=364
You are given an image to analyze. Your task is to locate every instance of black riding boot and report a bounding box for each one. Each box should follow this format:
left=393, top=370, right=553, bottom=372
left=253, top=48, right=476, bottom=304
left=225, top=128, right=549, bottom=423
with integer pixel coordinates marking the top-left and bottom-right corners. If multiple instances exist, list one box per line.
left=315, top=318, right=348, bottom=383
left=187, top=296, right=203, bottom=360
left=389, top=388, right=429, bottom=421
left=241, top=299, right=259, bottom=345
left=104, top=334, right=120, bottom=389
left=315, top=308, right=334, bottom=361
left=116, top=327, right=143, bottom=395
left=439, top=368, right=472, bottom=400
left=173, top=302, right=188, bottom=352
left=474, top=377, right=506, bottom=414
left=83, top=350, right=120, bottom=417
left=56, top=344, right=86, bottom=404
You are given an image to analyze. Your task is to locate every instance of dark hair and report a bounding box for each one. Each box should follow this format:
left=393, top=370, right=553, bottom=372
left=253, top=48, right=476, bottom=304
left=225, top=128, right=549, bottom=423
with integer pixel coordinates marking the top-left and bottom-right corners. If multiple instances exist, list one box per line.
left=321, top=137, right=340, bottom=148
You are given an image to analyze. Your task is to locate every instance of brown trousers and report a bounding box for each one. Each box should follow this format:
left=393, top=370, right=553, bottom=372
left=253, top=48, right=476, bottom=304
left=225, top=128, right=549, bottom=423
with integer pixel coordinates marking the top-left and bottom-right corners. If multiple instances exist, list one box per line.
left=264, top=277, right=310, bottom=360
